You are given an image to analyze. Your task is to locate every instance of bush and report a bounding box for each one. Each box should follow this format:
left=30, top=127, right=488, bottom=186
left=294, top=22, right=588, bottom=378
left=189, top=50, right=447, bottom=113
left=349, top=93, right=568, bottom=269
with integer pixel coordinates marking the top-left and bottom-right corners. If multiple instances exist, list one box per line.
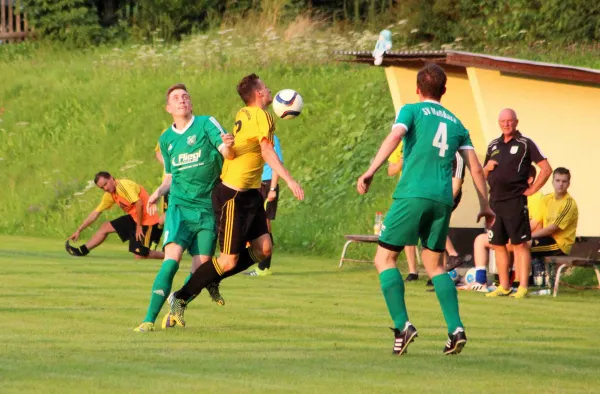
left=536, top=0, right=600, bottom=43
left=23, top=0, right=104, bottom=47
left=131, top=0, right=225, bottom=41
left=397, top=0, right=600, bottom=46
left=20, top=0, right=599, bottom=46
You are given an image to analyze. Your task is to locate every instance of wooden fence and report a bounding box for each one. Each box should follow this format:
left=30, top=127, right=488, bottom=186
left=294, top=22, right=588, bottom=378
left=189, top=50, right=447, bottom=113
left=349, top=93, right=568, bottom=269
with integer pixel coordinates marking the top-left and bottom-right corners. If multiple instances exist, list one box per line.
left=0, top=0, right=30, bottom=43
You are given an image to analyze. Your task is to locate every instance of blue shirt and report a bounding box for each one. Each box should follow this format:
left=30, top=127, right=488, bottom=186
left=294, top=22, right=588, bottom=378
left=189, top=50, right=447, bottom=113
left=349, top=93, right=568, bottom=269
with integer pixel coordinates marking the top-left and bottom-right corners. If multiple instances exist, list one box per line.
left=261, top=135, right=283, bottom=181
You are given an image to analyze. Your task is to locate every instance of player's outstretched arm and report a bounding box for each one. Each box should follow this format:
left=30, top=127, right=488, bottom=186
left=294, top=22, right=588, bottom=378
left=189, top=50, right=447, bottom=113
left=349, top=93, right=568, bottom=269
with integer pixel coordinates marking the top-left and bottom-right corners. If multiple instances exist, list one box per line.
left=260, top=139, right=303, bottom=201
left=268, top=172, right=280, bottom=202
left=357, top=126, right=405, bottom=195
left=147, top=174, right=172, bottom=216
left=69, top=211, right=101, bottom=241
left=460, top=149, right=495, bottom=228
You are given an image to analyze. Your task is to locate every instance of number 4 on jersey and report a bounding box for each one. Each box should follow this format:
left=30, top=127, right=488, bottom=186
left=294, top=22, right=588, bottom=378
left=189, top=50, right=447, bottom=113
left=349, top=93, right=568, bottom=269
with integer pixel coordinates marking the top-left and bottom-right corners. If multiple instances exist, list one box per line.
left=432, top=122, right=449, bottom=157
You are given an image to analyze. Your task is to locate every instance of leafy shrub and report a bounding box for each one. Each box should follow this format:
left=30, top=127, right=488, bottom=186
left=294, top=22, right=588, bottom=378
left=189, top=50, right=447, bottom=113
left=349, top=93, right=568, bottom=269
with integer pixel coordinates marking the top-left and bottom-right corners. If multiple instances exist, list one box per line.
left=23, top=0, right=103, bottom=47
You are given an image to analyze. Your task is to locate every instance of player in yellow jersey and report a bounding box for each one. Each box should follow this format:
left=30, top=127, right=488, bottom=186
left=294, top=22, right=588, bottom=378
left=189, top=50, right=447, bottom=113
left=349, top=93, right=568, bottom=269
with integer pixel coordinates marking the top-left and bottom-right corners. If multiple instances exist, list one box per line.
left=166, top=74, right=304, bottom=325
left=531, top=167, right=578, bottom=256
left=65, top=171, right=164, bottom=260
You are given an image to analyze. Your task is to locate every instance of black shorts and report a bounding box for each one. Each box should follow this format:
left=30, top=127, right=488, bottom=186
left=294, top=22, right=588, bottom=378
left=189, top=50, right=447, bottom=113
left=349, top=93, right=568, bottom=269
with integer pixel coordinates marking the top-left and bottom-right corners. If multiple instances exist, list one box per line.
left=212, top=182, right=269, bottom=255
left=452, top=189, right=462, bottom=212
left=110, top=215, right=163, bottom=257
left=260, top=181, right=279, bottom=220
left=531, top=236, right=565, bottom=257
left=488, top=196, right=531, bottom=246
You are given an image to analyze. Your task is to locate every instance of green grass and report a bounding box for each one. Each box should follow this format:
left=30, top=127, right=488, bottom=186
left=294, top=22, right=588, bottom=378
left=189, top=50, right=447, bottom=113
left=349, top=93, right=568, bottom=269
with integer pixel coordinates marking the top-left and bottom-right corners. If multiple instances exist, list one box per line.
left=1, top=235, right=600, bottom=393
left=0, top=36, right=398, bottom=257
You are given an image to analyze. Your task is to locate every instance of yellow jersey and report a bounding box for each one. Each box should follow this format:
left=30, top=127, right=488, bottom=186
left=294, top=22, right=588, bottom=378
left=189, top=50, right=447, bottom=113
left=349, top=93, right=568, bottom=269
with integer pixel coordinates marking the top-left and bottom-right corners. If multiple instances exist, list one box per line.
left=388, top=143, right=404, bottom=178
left=527, top=191, right=544, bottom=222
left=388, top=143, right=403, bottom=164
left=540, top=192, right=578, bottom=254
left=155, top=136, right=169, bottom=182
left=221, top=106, right=275, bottom=189
left=94, top=179, right=159, bottom=226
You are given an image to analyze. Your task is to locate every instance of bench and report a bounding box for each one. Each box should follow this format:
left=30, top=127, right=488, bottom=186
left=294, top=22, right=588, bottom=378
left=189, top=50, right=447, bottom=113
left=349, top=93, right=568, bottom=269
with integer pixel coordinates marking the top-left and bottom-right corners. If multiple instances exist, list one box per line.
left=543, top=239, right=600, bottom=297
left=338, top=234, right=422, bottom=268
left=339, top=235, right=379, bottom=268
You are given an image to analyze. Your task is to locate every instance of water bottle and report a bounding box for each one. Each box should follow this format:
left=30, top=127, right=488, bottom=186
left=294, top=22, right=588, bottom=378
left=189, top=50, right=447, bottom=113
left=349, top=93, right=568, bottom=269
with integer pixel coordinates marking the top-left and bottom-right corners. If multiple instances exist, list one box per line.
left=532, top=260, right=546, bottom=287
left=530, top=289, right=552, bottom=296
left=373, top=212, right=383, bottom=235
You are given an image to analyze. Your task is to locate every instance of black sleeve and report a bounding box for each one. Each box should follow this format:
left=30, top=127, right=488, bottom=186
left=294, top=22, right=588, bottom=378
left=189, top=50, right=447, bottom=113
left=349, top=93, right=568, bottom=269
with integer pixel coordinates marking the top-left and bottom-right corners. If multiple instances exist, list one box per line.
left=527, top=138, right=546, bottom=163
left=452, top=152, right=465, bottom=179
left=483, top=144, right=492, bottom=166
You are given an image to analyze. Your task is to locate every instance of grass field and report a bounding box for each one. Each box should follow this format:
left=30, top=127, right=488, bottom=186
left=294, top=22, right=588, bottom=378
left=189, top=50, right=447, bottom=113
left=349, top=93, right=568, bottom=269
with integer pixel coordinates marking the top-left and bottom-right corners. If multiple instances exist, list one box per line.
left=1, top=235, right=600, bottom=394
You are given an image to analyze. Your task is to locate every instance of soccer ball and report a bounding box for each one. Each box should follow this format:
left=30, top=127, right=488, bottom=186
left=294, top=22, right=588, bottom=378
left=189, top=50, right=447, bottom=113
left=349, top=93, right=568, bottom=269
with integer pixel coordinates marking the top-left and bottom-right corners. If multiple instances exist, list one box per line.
left=447, top=269, right=460, bottom=283
left=272, top=89, right=303, bottom=120
left=464, top=268, right=477, bottom=285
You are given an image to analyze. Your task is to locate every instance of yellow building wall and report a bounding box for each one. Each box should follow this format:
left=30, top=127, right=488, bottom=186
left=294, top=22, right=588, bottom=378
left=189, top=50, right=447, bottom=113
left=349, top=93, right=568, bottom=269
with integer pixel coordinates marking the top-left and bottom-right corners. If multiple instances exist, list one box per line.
left=466, top=68, right=600, bottom=236
left=383, top=66, right=488, bottom=229
left=384, top=64, right=600, bottom=236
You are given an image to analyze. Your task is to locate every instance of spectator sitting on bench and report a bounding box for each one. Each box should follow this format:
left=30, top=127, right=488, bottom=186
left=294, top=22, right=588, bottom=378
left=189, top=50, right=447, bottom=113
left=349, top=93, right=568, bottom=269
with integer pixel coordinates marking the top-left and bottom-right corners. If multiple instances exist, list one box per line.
left=530, top=167, right=578, bottom=258
left=461, top=165, right=543, bottom=291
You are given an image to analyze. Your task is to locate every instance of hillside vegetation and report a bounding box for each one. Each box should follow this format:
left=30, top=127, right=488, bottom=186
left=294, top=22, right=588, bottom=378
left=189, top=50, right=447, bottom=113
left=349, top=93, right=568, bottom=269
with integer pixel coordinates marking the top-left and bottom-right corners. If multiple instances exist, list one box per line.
left=1, top=27, right=598, bottom=256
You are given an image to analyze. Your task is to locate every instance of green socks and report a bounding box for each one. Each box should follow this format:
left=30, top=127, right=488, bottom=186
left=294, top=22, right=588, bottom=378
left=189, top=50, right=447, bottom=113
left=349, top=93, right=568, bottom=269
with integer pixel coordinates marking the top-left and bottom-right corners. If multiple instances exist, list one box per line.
left=432, top=273, right=464, bottom=334
left=143, top=259, right=179, bottom=323
left=379, top=268, right=409, bottom=329
left=379, top=269, right=463, bottom=333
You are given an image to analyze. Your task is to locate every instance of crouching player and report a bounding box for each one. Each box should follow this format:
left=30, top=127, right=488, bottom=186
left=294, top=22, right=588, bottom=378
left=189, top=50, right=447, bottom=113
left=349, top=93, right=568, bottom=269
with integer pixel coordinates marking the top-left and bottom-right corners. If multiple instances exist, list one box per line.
left=66, top=172, right=164, bottom=260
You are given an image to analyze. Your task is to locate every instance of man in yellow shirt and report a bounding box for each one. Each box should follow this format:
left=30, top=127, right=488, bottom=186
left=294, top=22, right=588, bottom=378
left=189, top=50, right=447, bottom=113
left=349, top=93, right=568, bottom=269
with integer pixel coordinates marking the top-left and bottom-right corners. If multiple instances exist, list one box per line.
left=531, top=167, right=578, bottom=256
left=165, top=74, right=304, bottom=326
left=65, top=171, right=164, bottom=260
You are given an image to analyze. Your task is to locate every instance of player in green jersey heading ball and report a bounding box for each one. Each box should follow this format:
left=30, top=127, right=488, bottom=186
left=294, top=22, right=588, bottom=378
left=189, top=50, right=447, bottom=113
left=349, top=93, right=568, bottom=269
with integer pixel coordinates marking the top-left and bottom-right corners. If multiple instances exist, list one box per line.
left=357, top=64, right=495, bottom=355
left=134, top=84, right=235, bottom=332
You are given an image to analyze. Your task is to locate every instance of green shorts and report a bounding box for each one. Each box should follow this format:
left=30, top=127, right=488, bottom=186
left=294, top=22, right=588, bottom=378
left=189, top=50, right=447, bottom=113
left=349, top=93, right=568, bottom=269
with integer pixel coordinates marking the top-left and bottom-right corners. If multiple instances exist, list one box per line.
left=163, top=204, right=216, bottom=256
left=379, top=197, right=451, bottom=251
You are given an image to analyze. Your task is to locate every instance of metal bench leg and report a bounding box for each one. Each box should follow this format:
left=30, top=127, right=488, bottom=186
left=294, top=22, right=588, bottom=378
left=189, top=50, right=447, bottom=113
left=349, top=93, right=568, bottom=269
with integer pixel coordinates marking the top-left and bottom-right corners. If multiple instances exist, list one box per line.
left=553, top=264, right=567, bottom=297
left=339, top=240, right=354, bottom=268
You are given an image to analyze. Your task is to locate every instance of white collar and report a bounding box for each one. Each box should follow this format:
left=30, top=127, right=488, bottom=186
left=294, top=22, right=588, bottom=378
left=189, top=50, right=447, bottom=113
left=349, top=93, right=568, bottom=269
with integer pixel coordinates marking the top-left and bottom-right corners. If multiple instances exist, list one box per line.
left=424, top=99, right=441, bottom=104
left=172, top=116, right=195, bottom=135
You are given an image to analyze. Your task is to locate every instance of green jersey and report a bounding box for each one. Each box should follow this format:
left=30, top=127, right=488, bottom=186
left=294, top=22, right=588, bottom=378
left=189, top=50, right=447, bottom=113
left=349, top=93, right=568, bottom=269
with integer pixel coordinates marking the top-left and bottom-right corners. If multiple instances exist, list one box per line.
left=160, top=116, right=227, bottom=210
left=392, top=100, right=473, bottom=206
